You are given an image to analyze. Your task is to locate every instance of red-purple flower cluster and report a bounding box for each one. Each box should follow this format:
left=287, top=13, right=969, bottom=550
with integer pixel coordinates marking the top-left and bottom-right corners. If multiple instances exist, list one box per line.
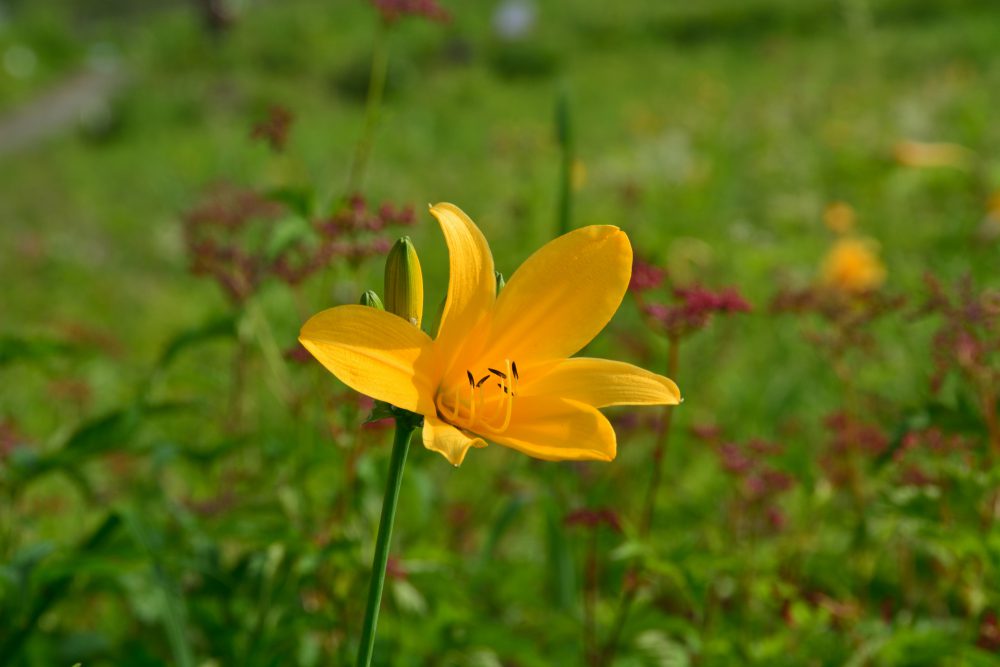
left=919, top=273, right=1000, bottom=394
left=823, top=411, right=890, bottom=457
left=979, top=610, right=1000, bottom=652
left=250, top=105, right=294, bottom=152
left=704, top=430, right=795, bottom=530
left=771, top=286, right=906, bottom=359
left=627, top=257, right=665, bottom=293
left=314, top=194, right=415, bottom=238
left=630, top=257, right=751, bottom=338
left=0, top=418, right=24, bottom=461
left=643, top=285, right=751, bottom=338
left=691, top=424, right=795, bottom=530
left=892, top=426, right=973, bottom=488
left=719, top=440, right=793, bottom=500
left=564, top=507, right=622, bottom=533
left=183, top=185, right=283, bottom=303
left=385, top=556, right=408, bottom=581
left=818, top=411, right=890, bottom=487
left=369, top=0, right=450, bottom=24
left=184, top=188, right=414, bottom=303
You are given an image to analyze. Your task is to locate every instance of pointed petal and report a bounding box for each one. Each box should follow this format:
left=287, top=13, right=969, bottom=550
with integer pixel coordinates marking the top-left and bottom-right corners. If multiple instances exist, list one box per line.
left=429, top=203, right=496, bottom=371
left=481, top=225, right=632, bottom=366
left=489, top=397, right=616, bottom=462
left=300, top=305, right=435, bottom=414
left=522, top=358, right=681, bottom=408
left=422, top=415, right=487, bottom=466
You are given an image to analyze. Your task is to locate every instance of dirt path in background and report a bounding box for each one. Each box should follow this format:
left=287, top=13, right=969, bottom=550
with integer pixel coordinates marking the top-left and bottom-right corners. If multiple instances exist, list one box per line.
left=0, top=66, right=127, bottom=159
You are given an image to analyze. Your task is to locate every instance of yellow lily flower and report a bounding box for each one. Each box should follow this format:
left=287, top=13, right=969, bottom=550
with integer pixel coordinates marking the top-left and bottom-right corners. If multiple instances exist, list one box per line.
left=300, top=203, right=681, bottom=466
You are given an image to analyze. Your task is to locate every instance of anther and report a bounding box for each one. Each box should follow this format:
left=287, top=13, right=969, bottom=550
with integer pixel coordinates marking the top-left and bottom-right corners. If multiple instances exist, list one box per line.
left=488, top=367, right=507, bottom=379
left=467, top=370, right=475, bottom=386
left=511, top=361, right=519, bottom=380
left=476, top=375, right=490, bottom=388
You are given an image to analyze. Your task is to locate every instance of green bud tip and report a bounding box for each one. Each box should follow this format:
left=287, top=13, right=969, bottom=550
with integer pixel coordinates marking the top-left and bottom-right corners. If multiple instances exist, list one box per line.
left=384, top=236, right=424, bottom=328
left=359, top=290, right=384, bottom=309
left=495, top=271, right=505, bottom=293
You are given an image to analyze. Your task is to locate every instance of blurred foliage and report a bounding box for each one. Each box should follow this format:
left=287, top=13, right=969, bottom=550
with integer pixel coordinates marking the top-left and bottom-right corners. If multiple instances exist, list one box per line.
left=1, top=0, right=1000, bottom=665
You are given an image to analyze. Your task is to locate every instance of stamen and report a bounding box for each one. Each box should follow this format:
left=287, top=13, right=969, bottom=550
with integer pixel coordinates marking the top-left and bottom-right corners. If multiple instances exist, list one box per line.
left=468, top=375, right=476, bottom=424
left=437, top=359, right=519, bottom=436
left=498, top=359, right=514, bottom=431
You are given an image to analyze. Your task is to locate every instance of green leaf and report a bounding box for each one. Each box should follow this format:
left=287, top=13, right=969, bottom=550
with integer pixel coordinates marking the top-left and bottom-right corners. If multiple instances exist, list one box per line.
left=543, top=494, right=576, bottom=611
left=480, top=495, right=528, bottom=564
left=10, top=403, right=191, bottom=486
left=0, top=335, right=79, bottom=367
left=156, top=315, right=237, bottom=370
left=0, top=514, right=120, bottom=662
left=266, top=186, right=314, bottom=218
left=121, top=510, right=197, bottom=667
left=265, top=214, right=314, bottom=262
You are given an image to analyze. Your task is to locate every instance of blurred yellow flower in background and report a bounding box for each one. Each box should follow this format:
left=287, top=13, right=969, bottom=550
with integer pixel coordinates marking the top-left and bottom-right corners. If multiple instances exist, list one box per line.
left=820, top=237, right=886, bottom=294
left=823, top=201, right=856, bottom=235
left=893, top=140, right=973, bottom=170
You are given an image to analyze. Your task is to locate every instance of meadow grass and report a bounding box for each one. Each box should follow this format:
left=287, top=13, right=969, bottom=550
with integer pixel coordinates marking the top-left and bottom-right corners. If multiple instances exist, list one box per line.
left=1, top=0, right=999, bottom=665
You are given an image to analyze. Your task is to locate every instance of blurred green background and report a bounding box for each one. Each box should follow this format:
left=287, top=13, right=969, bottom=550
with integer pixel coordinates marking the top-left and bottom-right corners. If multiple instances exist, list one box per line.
left=2, top=0, right=1000, bottom=665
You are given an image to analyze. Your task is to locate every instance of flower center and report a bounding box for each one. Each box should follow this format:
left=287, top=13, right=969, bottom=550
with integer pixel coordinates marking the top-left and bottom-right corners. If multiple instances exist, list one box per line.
left=435, top=359, right=519, bottom=434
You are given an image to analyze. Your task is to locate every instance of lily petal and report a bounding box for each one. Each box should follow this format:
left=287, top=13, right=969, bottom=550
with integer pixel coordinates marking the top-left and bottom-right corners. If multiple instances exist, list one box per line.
left=429, top=203, right=496, bottom=374
left=482, top=225, right=632, bottom=365
left=300, top=305, right=435, bottom=414
left=521, top=358, right=681, bottom=408
left=489, top=396, right=617, bottom=461
left=422, top=415, right=487, bottom=466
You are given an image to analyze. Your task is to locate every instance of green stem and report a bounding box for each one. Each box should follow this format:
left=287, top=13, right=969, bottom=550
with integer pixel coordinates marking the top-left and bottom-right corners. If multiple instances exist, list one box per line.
left=598, top=335, right=680, bottom=666
left=347, top=21, right=390, bottom=196
left=555, top=87, right=574, bottom=236
left=356, top=418, right=415, bottom=667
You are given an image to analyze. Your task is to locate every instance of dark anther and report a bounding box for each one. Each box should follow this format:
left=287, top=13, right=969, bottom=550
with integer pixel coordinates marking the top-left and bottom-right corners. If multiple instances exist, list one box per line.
left=476, top=375, right=490, bottom=387
left=467, top=370, right=475, bottom=386
left=511, top=361, right=519, bottom=380
left=488, top=367, right=507, bottom=379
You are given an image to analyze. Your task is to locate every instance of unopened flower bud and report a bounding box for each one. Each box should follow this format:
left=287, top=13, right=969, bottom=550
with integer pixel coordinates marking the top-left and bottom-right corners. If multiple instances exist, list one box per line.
left=359, top=290, right=384, bottom=310
left=384, top=236, right=424, bottom=327
left=495, top=271, right=505, bottom=293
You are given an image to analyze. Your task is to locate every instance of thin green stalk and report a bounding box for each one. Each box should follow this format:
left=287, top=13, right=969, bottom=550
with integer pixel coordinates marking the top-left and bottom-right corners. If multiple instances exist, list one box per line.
left=347, top=21, right=390, bottom=196
left=555, top=87, right=574, bottom=236
left=356, top=418, right=415, bottom=667
left=599, top=335, right=680, bottom=666
left=641, top=335, right=681, bottom=534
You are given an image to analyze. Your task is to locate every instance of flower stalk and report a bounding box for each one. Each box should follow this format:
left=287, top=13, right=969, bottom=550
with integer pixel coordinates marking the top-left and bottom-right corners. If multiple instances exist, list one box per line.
left=599, top=334, right=681, bottom=666
left=356, top=413, right=417, bottom=667
left=555, top=87, right=574, bottom=236
left=347, top=21, right=390, bottom=196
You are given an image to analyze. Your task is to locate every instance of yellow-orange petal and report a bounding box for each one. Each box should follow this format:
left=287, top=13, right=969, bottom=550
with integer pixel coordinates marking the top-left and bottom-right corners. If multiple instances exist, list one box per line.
left=480, top=225, right=632, bottom=366
left=521, top=358, right=681, bottom=408
left=299, top=304, right=435, bottom=414
left=428, top=203, right=496, bottom=374
left=422, top=415, right=487, bottom=466
left=489, top=396, right=616, bottom=462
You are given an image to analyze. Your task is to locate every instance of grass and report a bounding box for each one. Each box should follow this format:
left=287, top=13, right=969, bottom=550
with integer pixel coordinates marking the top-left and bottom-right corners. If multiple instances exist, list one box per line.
left=1, top=0, right=1000, bottom=665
